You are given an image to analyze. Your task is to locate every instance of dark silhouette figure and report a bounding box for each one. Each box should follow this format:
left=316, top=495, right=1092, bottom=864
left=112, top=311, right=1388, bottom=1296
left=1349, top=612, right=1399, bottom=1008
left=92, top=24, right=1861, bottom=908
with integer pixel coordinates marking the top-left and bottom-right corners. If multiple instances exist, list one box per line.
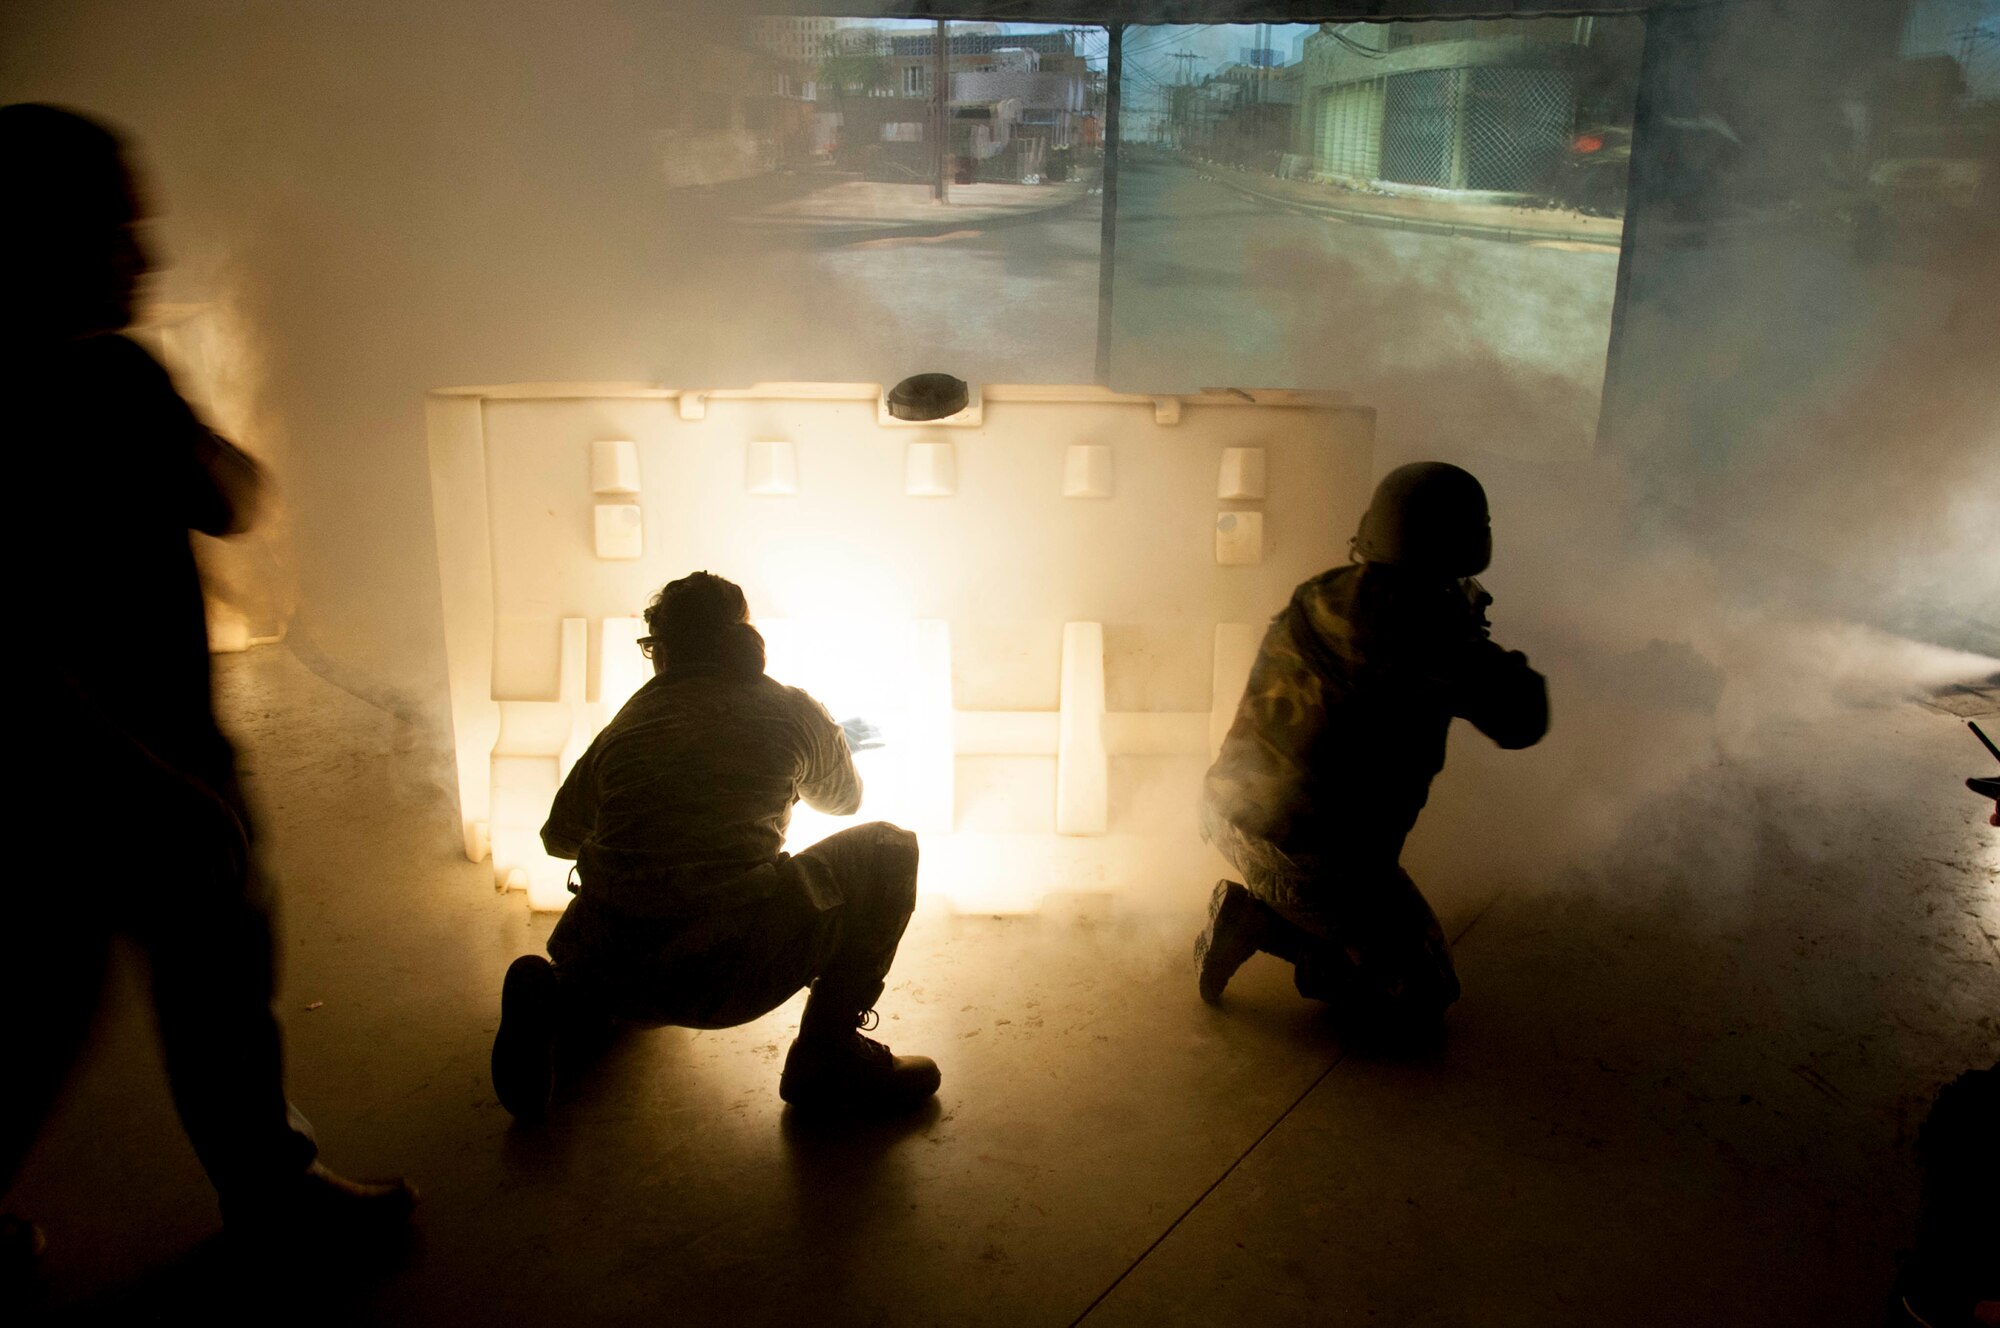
left=492, top=572, right=939, bottom=1120
left=0, top=104, right=416, bottom=1281
left=1897, top=1060, right=2000, bottom=1327
left=1194, top=462, right=1549, bottom=1036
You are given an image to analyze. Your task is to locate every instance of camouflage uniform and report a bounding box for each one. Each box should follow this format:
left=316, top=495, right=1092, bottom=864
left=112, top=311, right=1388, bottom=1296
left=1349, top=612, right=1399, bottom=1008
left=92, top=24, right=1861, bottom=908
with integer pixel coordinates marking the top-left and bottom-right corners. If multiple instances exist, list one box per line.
left=541, top=666, right=917, bottom=1029
left=1203, top=562, right=1547, bottom=1018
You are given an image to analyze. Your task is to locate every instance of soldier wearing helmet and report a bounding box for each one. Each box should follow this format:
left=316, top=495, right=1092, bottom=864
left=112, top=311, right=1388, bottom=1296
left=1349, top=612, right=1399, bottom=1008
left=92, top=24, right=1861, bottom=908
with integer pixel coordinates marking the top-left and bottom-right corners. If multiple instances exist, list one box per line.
left=1193, top=462, right=1548, bottom=1037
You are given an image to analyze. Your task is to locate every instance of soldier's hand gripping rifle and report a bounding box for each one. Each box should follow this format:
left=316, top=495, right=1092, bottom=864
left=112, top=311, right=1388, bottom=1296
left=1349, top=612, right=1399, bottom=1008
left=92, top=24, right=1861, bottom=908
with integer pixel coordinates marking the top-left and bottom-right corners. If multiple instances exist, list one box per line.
left=1458, top=577, right=1495, bottom=640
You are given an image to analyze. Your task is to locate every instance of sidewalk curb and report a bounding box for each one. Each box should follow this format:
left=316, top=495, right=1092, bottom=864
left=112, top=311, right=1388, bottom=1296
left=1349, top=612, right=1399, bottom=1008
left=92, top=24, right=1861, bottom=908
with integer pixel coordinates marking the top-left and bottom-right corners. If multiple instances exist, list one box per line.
left=746, top=183, right=1099, bottom=248
left=1202, top=167, right=1621, bottom=250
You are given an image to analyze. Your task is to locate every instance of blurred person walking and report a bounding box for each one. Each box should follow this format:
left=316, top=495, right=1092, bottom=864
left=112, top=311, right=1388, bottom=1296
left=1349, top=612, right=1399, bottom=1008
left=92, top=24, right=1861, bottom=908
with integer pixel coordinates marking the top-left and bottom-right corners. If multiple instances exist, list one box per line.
left=1194, top=462, right=1549, bottom=1040
left=0, top=103, right=416, bottom=1289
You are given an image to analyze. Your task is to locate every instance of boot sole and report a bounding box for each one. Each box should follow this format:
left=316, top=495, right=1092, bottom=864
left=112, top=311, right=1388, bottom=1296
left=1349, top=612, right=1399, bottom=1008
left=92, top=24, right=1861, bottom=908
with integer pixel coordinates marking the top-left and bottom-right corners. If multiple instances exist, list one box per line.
left=1195, top=879, right=1265, bottom=1004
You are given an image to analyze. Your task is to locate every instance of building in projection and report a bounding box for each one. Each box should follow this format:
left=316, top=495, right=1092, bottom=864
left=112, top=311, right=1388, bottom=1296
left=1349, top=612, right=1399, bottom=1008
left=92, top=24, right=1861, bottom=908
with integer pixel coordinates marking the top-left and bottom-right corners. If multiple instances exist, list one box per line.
left=1292, top=18, right=1642, bottom=204
left=750, top=15, right=836, bottom=65
left=821, top=25, right=1098, bottom=180
left=1175, top=60, right=1302, bottom=168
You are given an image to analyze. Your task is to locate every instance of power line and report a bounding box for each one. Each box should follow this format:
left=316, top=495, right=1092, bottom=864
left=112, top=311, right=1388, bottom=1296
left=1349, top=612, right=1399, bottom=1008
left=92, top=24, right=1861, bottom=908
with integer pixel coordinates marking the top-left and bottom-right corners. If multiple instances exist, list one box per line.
left=1118, top=28, right=1188, bottom=57
left=1328, top=28, right=1387, bottom=60
left=1120, top=23, right=1222, bottom=60
left=1118, top=60, right=1177, bottom=89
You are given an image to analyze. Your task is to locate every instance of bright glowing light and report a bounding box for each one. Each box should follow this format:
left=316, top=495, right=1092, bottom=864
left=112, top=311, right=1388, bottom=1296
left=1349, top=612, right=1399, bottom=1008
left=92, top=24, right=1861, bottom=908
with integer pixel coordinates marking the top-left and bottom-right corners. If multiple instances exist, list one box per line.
left=760, top=616, right=955, bottom=852
left=581, top=613, right=956, bottom=884
left=487, top=610, right=1244, bottom=913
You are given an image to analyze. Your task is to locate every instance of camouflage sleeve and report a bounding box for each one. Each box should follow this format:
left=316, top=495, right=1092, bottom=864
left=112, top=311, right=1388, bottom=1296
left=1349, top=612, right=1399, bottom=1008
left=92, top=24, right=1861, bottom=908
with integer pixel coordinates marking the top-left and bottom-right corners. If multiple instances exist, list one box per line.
left=1387, top=579, right=1544, bottom=750
left=1201, top=609, right=1330, bottom=841
left=1451, top=641, right=1549, bottom=750
left=793, top=690, right=863, bottom=817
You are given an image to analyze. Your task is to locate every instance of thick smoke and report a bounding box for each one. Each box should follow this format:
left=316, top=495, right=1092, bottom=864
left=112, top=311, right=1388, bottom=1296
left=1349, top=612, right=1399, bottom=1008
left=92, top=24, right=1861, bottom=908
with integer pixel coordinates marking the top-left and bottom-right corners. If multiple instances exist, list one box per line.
left=1224, top=218, right=1992, bottom=890
left=1199, top=9, right=2000, bottom=901
left=8, top=1, right=1990, bottom=918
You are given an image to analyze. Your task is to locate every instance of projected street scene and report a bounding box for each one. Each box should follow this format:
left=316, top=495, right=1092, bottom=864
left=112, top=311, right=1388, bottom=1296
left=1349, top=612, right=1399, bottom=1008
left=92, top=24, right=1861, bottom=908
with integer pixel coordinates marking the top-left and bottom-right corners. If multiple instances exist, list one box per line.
left=651, top=16, right=1649, bottom=438
left=1108, top=18, right=1644, bottom=460
left=654, top=18, right=1108, bottom=384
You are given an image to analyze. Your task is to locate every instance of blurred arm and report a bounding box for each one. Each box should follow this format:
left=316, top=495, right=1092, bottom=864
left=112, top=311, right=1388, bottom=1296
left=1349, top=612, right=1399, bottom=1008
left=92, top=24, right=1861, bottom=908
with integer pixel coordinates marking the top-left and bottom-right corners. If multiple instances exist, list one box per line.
left=102, top=335, right=265, bottom=536
left=188, top=429, right=265, bottom=536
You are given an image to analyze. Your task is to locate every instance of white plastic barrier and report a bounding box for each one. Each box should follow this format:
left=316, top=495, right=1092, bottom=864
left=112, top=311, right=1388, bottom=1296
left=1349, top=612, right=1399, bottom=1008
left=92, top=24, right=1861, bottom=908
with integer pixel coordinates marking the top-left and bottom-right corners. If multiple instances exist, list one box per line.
left=426, top=382, right=1373, bottom=911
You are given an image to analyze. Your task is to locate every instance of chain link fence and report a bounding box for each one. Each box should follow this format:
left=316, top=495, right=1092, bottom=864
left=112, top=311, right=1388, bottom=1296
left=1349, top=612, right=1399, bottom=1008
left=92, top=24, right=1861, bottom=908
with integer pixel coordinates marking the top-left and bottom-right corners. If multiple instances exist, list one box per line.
left=1379, top=68, right=1458, bottom=187
left=1375, top=64, right=1577, bottom=194
left=1464, top=66, right=1578, bottom=191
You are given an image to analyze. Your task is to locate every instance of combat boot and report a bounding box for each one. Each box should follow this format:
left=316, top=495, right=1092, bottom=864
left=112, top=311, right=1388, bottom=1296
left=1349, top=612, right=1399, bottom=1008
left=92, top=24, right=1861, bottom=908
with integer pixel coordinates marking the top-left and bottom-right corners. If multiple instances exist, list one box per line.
left=779, top=1011, right=940, bottom=1114
left=491, top=954, right=561, bottom=1121
left=1194, top=879, right=1269, bottom=1003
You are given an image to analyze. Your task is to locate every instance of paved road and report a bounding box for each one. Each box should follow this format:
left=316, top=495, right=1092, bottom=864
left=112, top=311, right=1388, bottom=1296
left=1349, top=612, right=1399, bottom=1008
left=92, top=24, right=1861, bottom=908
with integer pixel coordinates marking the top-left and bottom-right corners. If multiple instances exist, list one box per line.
left=777, top=156, right=1624, bottom=458
left=1108, top=156, right=1624, bottom=457
left=791, top=184, right=1105, bottom=385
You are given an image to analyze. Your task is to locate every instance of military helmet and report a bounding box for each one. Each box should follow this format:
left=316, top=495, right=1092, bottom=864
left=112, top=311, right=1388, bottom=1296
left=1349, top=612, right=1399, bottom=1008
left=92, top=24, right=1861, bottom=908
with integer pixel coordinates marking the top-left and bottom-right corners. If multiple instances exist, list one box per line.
left=1352, top=462, right=1492, bottom=577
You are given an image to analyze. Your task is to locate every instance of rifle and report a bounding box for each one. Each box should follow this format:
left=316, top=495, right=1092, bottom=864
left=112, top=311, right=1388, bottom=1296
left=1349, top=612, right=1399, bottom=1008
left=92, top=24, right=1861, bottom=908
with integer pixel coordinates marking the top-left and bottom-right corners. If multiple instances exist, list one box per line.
left=1969, top=721, right=1999, bottom=815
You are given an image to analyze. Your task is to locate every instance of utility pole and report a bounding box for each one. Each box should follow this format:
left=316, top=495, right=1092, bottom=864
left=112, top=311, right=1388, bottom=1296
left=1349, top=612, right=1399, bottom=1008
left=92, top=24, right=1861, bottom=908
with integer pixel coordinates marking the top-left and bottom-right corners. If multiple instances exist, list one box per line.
left=1170, top=51, right=1198, bottom=152
left=933, top=18, right=950, bottom=204
left=1255, top=22, right=1266, bottom=108
left=1094, top=22, right=1123, bottom=386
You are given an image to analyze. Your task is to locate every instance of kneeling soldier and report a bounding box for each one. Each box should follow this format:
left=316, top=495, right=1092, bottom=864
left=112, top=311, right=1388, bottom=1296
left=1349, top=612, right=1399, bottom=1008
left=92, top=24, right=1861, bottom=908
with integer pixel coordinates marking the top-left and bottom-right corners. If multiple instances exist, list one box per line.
left=1196, top=462, right=1548, bottom=1037
left=492, top=572, right=939, bottom=1119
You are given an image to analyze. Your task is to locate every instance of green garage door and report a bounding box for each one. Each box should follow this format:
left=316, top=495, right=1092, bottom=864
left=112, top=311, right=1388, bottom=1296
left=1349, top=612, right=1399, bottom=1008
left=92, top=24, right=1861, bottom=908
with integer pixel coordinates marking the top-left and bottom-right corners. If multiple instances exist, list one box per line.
left=1313, top=79, right=1384, bottom=181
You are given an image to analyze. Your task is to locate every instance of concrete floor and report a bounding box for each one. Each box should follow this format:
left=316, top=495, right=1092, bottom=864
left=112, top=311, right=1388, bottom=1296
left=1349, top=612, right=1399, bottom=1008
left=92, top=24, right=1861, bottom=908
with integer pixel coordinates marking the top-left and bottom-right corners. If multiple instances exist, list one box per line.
left=10, top=645, right=1996, bottom=1326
